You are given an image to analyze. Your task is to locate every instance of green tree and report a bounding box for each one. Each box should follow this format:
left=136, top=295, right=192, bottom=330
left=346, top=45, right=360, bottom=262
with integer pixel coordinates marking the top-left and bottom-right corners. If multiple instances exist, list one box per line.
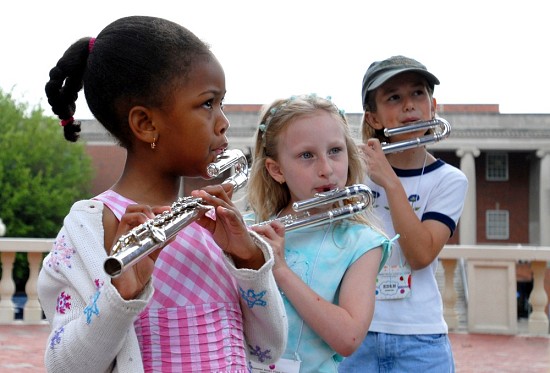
left=0, top=89, right=93, bottom=289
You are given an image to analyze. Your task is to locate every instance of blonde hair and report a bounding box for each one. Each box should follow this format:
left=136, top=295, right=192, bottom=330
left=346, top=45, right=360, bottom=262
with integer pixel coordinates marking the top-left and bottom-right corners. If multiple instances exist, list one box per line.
left=247, top=94, right=377, bottom=229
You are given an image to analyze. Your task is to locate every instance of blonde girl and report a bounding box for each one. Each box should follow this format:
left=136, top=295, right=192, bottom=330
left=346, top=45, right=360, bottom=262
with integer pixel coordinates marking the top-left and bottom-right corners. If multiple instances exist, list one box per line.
left=248, top=94, right=393, bottom=373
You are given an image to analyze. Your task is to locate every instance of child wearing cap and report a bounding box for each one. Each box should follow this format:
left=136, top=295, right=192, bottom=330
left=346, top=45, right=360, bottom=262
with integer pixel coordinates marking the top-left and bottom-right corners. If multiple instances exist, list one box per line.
left=339, top=56, right=468, bottom=372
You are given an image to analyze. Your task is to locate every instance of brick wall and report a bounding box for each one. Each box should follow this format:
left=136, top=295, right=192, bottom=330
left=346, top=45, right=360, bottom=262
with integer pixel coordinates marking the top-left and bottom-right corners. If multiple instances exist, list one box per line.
left=476, top=152, right=530, bottom=243
left=85, top=145, right=126, bottom=196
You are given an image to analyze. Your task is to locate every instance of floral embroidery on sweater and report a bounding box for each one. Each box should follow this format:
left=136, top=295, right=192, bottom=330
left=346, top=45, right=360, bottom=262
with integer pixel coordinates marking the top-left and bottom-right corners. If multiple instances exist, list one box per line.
left=46, top=234, right=76, bottom=272
left=49, top=326, right=64, bottom=349
left=84, top=279, right=104, bottom=324
left=249, top=344, right=272, bottom=363
left=56, top=291, right=72, bottom=314
left=239, top=287, right=267, bottom=308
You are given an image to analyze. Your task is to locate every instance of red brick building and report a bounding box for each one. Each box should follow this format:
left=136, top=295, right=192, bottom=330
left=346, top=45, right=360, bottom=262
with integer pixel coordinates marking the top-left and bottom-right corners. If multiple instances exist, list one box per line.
left=78, top=104, right=550, bottom=314
left=79, top=104, right=550, bottom=250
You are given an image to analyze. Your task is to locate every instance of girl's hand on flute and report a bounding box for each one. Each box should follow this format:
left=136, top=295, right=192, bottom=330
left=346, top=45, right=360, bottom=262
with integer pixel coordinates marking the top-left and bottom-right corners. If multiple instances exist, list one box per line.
left=192, top=184, right=265, bottom=270
left=249, top=220, right=286, bottom=271
left=109, top=204, right=170, bottom=300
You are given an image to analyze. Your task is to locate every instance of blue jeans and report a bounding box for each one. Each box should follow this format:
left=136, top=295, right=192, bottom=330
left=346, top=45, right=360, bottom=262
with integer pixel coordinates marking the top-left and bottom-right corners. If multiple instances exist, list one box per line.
left=338, top=332, right=455, bottom=373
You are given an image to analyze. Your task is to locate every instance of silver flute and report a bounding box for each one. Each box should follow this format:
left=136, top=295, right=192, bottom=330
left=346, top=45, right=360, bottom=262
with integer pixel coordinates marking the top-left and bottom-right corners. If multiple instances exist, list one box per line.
left=104, top=149, right=249, bottom=278
left=251, top=184, right=374, bottom=232
left=382, top=117, right=451, bottom=154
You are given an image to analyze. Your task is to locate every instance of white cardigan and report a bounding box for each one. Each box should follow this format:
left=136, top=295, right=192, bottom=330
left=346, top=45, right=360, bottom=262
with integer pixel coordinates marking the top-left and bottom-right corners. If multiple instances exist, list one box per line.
left=38, top=199, right=287, bottom=372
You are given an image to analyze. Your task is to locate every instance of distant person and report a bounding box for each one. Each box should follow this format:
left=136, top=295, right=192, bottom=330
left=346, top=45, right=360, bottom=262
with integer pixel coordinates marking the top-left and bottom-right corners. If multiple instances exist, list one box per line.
left=339, top=56, right=468, bottom=372
left=37, top=15, right=287, bottom=372
left=247, top=94, right=393, bottom=372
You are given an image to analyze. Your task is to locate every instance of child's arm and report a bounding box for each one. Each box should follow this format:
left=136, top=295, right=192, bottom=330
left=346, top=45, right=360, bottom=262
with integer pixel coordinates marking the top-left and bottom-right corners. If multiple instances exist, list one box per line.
left=362, top=140, right=452, bottom=270
left=38, top=200, right=153, bottom=372
left=103, top=203, right=170, bottom=299
left=253, top=222, right=382, bottom=357
left=282, top=250, right=381, bottom=356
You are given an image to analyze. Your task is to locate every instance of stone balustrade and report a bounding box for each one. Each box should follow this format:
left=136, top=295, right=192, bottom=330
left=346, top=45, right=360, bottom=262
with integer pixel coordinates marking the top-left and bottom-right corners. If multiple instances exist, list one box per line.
left=440, top=244, right=550, bottom=335
left=0, top=238, right=53, bottom=324
left=1, top=238, right=549, bottom=336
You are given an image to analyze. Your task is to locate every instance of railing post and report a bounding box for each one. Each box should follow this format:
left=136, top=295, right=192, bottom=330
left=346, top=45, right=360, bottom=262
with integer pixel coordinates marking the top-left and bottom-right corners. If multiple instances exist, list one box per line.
left=441, top=258, right=459, bottom=330
left=528, top=260, right=549, bottom=334
left=24, top=252, right=44, bottom=322
left=0, top=252, right=16, bottom=323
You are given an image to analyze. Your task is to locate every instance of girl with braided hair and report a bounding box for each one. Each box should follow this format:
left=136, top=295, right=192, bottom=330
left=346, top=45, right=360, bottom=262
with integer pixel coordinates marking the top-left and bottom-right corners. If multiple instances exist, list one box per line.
left=38, top=16, right=286, bottom=372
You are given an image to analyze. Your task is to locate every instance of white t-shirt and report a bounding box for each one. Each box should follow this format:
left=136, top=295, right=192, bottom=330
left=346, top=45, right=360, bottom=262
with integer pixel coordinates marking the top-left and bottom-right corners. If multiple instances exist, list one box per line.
left=366, top=159, right=468, bottom=335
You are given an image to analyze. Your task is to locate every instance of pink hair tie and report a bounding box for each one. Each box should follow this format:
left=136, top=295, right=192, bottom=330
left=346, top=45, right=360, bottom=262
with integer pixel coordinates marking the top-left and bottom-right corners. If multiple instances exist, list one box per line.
left=88, top=38, right=96, bottom=53
left=60, top=117, right=74, bottom=127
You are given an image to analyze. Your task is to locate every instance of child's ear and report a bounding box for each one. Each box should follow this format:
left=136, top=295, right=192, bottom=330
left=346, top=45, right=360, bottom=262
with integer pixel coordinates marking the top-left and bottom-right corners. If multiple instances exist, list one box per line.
left=128, top=106, right=158, bottom=146
left=364, top=111, right=383, bottom=130
left=265, top=158, right=285, bottom=184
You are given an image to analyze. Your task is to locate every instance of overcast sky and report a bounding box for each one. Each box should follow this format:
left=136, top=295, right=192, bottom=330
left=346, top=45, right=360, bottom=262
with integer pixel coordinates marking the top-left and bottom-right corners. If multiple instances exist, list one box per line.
left=1, top=0, right=548, bottom=120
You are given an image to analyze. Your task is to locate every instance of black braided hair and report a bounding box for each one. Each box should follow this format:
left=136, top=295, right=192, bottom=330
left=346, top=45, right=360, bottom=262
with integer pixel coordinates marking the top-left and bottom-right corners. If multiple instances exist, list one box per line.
left=44, top=16, right=212, bottom=148
left=45, top=37, right=88, bottom=142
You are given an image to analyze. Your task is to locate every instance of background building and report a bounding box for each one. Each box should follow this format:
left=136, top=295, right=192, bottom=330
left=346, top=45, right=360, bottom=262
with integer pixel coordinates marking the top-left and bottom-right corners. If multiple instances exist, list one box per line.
left=78, top=104, right=549, bottom=258
left=79, top=103, right=550, bottom=250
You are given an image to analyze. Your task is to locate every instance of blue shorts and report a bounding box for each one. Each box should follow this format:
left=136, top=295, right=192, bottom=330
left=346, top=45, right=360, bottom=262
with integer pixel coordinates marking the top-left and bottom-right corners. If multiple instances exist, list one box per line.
left=338, top=332, right=455, bottom=373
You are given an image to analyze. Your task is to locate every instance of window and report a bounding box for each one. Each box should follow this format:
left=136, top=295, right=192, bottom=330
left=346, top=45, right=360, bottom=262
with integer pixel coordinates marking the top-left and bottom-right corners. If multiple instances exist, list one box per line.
left=486, top=153, right=508, bottom=181
left=486, top=210, right=509, bottom=240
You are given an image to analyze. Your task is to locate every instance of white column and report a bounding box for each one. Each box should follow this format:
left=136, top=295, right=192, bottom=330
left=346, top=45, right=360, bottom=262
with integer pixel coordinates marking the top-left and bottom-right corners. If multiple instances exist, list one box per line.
left=537, top=150, right=550, bottom=246
left=456, top=148, right=480, bottom=245
left=529, top=149, right=550, bottom=333
left=442, top=148, right=479, bottom=330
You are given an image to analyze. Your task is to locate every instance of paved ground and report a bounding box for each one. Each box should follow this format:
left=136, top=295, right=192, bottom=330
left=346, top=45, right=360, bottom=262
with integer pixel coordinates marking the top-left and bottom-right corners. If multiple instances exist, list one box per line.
left=1, top=323, right=549, bottom=372
left=451, top=331, right=550, bottom=372
left=0, top=323, right=50, bottom=372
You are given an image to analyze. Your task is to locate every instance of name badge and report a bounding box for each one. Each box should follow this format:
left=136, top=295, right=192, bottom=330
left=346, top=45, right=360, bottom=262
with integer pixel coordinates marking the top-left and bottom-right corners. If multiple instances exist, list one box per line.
left=375, top=264, right=411, bottom=300
left=250, top=358, right=301, bottom=373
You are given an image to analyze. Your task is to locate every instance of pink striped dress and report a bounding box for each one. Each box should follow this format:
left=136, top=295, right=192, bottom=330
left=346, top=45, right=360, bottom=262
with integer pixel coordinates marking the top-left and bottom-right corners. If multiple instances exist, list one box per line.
left=95, top=190, right=248, bottom=372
